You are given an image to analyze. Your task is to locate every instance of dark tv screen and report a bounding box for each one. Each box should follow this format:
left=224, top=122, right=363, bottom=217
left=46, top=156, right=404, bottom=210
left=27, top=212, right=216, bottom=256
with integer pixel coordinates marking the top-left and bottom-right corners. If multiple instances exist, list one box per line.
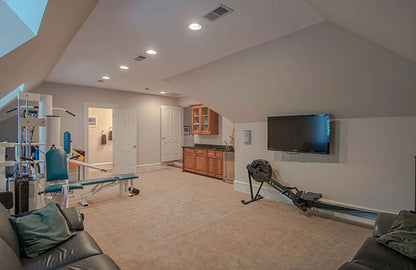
left=267, top=114, right=330, bottom=154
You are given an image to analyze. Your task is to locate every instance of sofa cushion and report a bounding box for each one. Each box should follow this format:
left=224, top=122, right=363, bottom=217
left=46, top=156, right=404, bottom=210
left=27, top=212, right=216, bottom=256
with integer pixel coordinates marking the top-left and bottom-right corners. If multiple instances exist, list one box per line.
left=373, top=212, right=398, bottom=238
left=21, top=231, right=103, bottom=270
left=0, top=204, right=20, bottom=256
left=352, top=237, right=416, bottom=270
left=62, top=207, right=84, bottom=231
left=377, top=210, right=416, bottom=259
left=55, top=254, right=121, bottom=270
left=9, top=202, right=73, bottom=258
left=0, top=237, right=23, bottom=270
left=339, top=262, right=374, bottom=270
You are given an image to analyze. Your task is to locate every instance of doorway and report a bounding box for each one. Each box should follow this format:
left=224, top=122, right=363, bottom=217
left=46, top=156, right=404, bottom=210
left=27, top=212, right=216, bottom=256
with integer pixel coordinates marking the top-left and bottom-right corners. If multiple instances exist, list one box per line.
left=87, top=107, right=113, bottom=175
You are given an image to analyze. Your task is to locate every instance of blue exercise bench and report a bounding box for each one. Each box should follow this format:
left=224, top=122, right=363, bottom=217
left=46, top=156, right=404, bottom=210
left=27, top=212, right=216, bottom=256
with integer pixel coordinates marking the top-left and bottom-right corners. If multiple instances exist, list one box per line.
left=78, top=173, right=138, bottom=207
left=43, top=149, right=139, bottom=208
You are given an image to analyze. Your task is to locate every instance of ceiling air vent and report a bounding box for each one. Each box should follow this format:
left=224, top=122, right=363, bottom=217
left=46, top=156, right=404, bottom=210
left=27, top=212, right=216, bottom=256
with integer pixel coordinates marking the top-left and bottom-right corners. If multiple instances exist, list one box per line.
left=203, top=4, right=233, bottom=21
left=134, top=55, right=147, bottom=62
left=96, top=79, right=105, bottom=82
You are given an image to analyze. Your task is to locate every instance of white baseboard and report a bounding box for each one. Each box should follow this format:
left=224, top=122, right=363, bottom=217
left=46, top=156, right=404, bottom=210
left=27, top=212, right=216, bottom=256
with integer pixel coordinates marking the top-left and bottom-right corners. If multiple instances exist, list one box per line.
left=137, top=163, right=167, bottom=172
left=234, top=180, right=378, bottom=226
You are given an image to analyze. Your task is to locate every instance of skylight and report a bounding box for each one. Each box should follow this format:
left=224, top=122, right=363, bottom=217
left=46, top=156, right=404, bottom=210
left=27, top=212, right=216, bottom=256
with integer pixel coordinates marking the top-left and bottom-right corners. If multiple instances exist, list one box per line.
left=0, top=0, right=48, bottom=58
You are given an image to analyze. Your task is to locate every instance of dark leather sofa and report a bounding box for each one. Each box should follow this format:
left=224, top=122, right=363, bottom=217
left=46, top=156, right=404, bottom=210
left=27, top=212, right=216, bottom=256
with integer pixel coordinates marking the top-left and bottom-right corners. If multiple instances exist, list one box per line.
left=0, top=203, right=120, bottom=270
left=339, top=213, right=416, bottom=270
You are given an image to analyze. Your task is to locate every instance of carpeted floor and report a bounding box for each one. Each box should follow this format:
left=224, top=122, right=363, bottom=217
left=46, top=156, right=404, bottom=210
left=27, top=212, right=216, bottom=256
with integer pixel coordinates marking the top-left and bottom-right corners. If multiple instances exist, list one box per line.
left=69, top=169, right=371, bottom=270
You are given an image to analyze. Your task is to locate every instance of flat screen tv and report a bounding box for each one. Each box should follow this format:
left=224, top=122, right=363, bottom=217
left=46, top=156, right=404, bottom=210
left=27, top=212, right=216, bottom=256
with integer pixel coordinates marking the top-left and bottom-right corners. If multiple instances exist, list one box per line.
left=267, top=114, right=331, bottom=154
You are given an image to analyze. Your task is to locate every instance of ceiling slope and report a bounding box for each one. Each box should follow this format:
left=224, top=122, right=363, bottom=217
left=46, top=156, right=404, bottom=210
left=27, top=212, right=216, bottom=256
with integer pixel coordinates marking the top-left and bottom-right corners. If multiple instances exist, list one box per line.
left=46, top=0, right=324, bottom=96
left=165, top=21, right=416, bottom=122
left=306, top=0, right=416, bottom=63
left=0, top=0, right=98, bottom=100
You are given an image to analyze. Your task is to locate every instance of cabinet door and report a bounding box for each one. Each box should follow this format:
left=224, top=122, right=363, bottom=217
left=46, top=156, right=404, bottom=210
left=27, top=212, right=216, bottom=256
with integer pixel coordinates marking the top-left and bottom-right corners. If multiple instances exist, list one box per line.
left=215, top=151, right=223, bottom=179
left=195, top=149, right=207, bottom=174
left=207, top=150, right=216, bottom=177
left=201, top=107, right=209, bottom=133
left=191, top=106, right=201, bottom=134
left=183, top=148, right=196, bottom=172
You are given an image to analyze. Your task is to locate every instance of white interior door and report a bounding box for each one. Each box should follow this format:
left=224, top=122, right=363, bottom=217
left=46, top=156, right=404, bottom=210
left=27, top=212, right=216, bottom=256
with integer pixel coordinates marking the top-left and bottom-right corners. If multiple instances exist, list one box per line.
left=113, top=109, right=137, bottom=174
left=161, top=105, right=181, bottom=162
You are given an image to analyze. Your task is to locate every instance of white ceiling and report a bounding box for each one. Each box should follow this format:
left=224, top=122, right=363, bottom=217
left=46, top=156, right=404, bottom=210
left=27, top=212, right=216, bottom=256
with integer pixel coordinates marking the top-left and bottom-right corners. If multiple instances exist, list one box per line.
left=46, top=0, right=324, bottom=96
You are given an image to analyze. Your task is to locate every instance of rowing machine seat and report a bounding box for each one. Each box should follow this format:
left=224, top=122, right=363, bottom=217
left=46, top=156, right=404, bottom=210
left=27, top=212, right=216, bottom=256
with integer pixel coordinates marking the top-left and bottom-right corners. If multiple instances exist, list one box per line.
left=300, top=192, right=322, bottom=202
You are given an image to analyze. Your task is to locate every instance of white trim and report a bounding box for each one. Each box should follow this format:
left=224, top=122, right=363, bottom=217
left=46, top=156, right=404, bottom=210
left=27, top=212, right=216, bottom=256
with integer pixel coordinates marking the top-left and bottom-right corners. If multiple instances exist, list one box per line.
left=137, top=163, right=167, bottom=172
left=233, top=179, right=389, bottom=226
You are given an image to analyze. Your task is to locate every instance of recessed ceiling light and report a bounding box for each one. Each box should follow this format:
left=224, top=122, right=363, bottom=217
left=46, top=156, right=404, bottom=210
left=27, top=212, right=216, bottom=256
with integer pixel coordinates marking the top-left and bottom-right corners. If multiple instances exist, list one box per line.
left=146, top=49, right=157, bottom=55
left=189, top=23, right=202, bottom=30
left=120, top=65, right=129, bottom=70
left=102, top=76, right=110, bottom=80
left=160, top=91, right=166, bottom=94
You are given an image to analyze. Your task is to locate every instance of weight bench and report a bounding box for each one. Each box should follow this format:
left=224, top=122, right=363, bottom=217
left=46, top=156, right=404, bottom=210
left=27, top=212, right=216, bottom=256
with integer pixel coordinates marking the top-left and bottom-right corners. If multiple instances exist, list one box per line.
left=77, top=173, right=138, bottom=206
left=43, top=149, right=139, bottom=208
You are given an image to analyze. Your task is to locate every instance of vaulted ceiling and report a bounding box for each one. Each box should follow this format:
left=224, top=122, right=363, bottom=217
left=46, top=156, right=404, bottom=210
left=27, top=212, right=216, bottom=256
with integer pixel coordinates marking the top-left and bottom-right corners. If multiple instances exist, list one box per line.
left=46, top=0, right=324, bottom=96
left=1, top=0, right=415, bottom=121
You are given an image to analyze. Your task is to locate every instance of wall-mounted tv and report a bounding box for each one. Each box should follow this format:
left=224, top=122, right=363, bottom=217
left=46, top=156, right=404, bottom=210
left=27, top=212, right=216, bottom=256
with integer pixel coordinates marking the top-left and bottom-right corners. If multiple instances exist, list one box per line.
left=267, top=114, right=331, bottom=154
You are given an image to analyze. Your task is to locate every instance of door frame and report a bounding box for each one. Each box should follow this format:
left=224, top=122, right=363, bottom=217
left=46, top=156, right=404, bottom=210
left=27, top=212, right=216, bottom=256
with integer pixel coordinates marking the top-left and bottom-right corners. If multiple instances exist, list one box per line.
left=83, top=102, right=119, bottom=165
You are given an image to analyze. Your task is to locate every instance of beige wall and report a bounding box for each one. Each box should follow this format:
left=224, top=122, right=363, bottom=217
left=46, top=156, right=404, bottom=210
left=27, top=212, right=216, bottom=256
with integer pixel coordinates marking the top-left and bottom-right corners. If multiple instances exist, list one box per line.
left=33, top=82, right=178, bottom=166
left=234, top=116, right=416, bottom=213
left=88, top=107, right=112, bottom=165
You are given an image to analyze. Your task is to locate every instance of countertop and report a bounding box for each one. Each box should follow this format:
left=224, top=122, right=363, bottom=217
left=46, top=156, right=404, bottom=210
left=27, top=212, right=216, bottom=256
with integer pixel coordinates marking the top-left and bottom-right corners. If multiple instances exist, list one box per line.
left=182, top=144, right=234, bottom=152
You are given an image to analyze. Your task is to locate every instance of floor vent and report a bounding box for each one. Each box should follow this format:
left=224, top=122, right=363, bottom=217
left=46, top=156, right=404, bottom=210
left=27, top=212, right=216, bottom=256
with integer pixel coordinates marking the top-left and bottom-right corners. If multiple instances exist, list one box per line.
left=134, top=55, right=147, bottom=61
left=203, top=4, right=233, bottom=21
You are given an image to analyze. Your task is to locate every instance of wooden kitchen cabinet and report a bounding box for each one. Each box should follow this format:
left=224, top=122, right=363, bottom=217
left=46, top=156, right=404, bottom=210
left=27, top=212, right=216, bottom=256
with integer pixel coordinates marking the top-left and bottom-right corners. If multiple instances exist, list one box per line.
left=207, top=150, right=217, bottom=177
left=184, top=147, right=223, bottom=180
left=215, top=151, right=223, bottom=179
left=190, top=105, right=219, bottom=135
left=183, top=148, right=196, bottom=172
left=195, top=149, right=208, bottom=174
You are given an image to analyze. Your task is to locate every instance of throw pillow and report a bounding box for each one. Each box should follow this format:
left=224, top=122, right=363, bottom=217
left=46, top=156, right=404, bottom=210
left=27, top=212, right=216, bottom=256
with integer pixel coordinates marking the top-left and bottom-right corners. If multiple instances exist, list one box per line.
left=12, top=203, right=76, bottom=232
left=9, top=202, right=73, bottom=258
left=377, top=210, right=416, bottom=259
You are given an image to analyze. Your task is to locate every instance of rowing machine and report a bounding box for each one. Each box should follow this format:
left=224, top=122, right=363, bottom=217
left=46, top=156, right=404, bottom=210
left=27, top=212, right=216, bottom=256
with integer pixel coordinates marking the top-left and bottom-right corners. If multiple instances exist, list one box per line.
left=241, top=159, right=378, bottom=220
